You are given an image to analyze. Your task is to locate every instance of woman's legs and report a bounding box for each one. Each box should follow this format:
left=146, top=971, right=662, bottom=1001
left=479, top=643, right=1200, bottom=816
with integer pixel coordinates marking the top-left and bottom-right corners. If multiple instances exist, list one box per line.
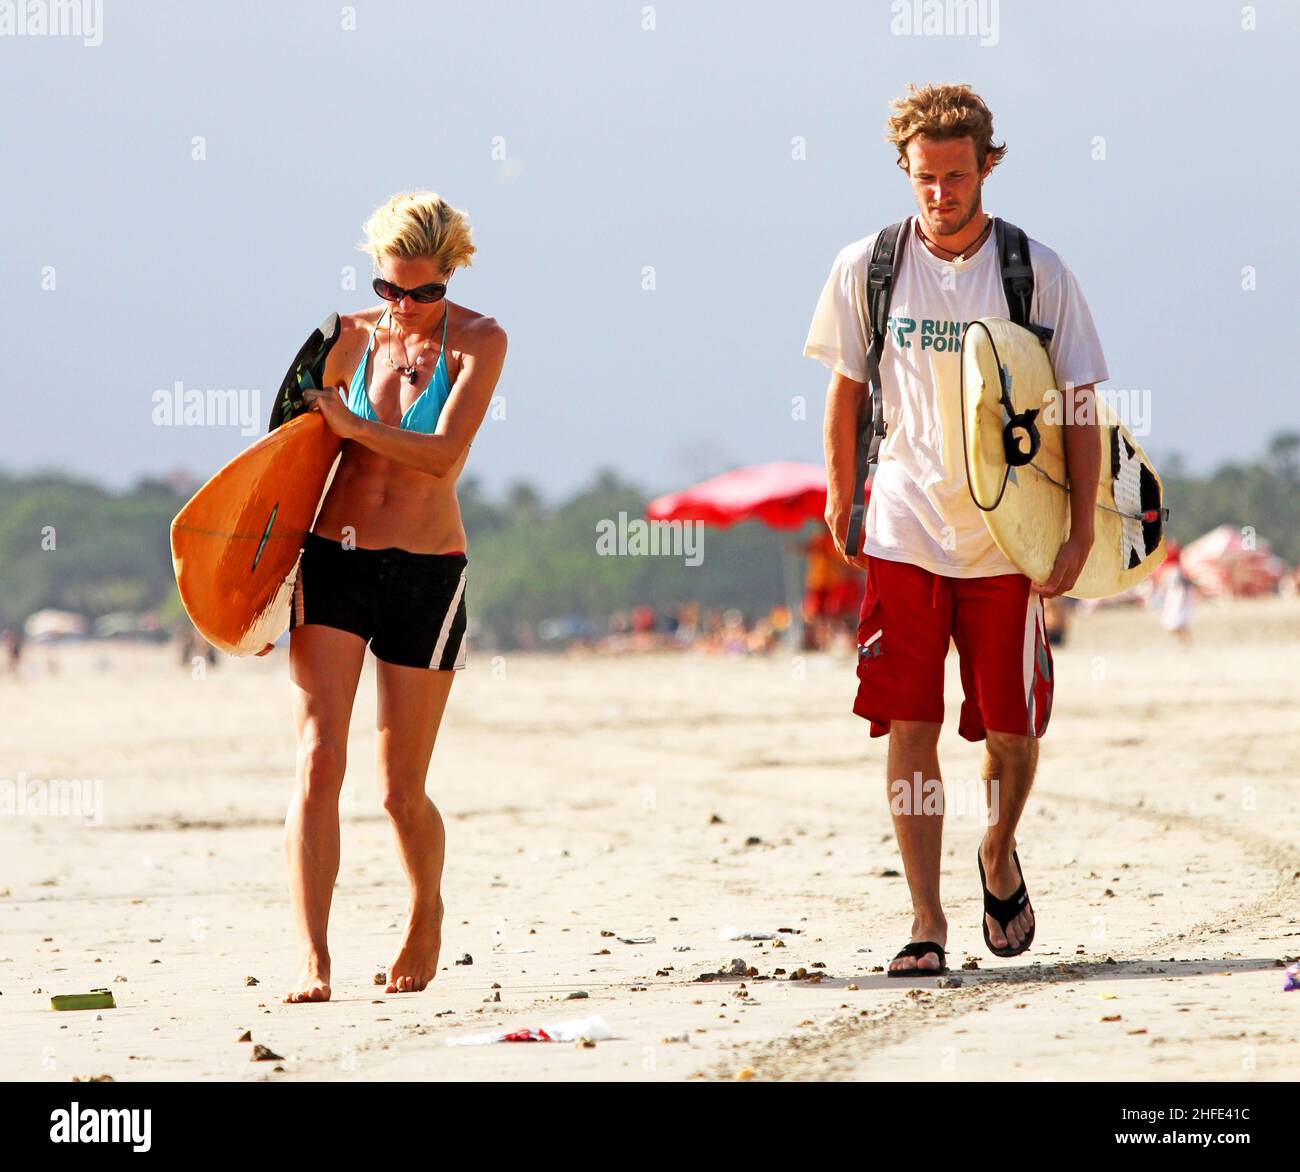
left=283, top=625, right=366, bottom=1003
left=374, top=659, right=456, bottom=993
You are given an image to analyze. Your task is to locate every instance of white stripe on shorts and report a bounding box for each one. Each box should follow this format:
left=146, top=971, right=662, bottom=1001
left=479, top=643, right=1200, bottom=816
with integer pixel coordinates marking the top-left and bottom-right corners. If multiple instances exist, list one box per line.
left=292, top=561, right=305, bottom=627
left=1021, top=592, right=1038, bottom=735
left=428, top=569, right=467, bottom=669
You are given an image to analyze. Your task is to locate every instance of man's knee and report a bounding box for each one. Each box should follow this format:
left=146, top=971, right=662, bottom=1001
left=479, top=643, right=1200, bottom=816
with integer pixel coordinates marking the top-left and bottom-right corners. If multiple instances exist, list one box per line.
left=985, top=729, right=1037, bottom=769
left=890, top=719, right=942, bottom=753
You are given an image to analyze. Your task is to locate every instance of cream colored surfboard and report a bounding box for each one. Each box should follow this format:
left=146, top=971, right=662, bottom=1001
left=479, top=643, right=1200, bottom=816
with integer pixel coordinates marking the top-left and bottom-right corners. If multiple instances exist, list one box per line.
left=960, top=317, right=1167, bottom=600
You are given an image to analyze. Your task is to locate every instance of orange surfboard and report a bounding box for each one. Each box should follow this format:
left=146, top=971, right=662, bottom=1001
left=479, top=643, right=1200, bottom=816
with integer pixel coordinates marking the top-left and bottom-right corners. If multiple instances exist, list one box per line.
left=170, top=413, right=341, bottom=656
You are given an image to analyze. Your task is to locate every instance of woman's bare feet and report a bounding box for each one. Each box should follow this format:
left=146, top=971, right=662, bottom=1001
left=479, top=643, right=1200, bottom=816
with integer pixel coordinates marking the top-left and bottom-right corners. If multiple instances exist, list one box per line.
left=284, top=952, right=331, bottom=1003
left=385, top=895, right=444, bottom=993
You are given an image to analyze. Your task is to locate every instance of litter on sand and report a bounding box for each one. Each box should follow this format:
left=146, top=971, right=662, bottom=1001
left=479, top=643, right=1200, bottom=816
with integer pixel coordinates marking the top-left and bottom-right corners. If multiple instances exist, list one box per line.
left=445, top=1015, right=612, bottom=1046
left=1283, top=962, right=1300, bottom=992
left=50, top=990, right=116, bottom=1012
left=719, top=927, right=797, bottom=941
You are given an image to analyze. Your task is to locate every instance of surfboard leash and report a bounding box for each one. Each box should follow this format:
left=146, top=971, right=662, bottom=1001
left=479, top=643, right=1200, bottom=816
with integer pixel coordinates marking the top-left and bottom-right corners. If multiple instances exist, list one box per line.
left=956, top=323, right=1034, bottom=511
left=1023, top=461, right=1168, bottom=525
left=961, top=321, right=1168, bottom=530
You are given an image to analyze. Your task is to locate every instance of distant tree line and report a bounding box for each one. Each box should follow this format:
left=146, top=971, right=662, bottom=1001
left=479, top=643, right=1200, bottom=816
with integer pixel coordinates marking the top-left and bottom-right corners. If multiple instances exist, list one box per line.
left=1, top=432, right=1296, bottom=638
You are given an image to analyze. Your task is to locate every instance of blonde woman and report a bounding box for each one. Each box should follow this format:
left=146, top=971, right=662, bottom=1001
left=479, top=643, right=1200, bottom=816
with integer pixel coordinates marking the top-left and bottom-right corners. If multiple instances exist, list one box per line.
left=283, top=192, right=507, bottom=1003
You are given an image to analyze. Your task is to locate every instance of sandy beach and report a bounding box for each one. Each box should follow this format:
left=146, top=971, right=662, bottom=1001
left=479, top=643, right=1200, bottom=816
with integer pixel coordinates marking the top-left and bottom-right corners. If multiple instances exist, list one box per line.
left=2, top=596, right=1297, bottom=1082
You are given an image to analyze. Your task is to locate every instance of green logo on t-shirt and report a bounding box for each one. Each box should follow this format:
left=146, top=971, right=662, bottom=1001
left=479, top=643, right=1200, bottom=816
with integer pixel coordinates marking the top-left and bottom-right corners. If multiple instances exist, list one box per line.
left=887, top=316, right=970, bottom=352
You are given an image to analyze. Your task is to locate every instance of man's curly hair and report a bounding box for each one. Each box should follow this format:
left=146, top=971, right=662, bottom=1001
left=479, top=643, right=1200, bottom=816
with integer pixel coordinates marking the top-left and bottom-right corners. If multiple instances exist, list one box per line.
left=885, top=83, right=1007, bottom=172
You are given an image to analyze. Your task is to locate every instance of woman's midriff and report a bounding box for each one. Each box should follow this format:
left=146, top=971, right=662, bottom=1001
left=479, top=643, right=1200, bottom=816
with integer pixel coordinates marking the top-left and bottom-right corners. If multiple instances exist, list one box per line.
left=312, top=443, right=469, bottom=554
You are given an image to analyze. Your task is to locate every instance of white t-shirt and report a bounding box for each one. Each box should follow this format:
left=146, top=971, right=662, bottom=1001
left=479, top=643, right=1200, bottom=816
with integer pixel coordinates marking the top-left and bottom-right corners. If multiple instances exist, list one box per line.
left=803, top=217, right=1109, bottom=578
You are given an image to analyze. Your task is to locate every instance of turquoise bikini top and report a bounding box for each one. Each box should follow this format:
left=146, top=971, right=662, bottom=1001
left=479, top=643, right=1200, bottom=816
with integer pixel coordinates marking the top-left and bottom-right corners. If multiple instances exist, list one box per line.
left=347, top=306, right=450, bottom=434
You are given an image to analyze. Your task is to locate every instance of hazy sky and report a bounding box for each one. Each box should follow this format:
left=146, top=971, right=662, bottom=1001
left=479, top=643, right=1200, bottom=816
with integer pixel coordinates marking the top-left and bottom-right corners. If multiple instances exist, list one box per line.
left=3, top=0, right=1296, bottom=498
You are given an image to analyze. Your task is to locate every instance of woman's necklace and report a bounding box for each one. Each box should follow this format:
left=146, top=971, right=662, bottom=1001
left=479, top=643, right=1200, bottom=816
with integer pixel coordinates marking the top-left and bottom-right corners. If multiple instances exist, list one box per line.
left=383, top=308, right=443, bottom=385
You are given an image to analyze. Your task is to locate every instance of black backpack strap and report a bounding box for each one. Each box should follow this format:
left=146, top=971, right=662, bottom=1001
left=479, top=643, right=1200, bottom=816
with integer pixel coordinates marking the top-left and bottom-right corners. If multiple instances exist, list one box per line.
left=995, top=217, right=1032, bottom=327
left=994, top=218, right=1053, bottom=344
left=846, top=220, right=906, bottom=557
left=266, top=311, right=343, bottom=432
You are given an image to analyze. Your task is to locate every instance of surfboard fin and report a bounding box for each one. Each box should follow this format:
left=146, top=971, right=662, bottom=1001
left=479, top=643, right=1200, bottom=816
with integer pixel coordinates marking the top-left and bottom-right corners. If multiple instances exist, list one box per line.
left=266, top=312, right=343, bottom=432
left=1111, top=428, right=1168, bottom=568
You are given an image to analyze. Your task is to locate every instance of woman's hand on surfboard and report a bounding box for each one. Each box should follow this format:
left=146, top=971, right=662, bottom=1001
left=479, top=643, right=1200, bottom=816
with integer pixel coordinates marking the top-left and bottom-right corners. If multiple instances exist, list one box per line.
left=303, top=385, right=358, bottom=439
left=1032, top=533, right=1093, bottom=597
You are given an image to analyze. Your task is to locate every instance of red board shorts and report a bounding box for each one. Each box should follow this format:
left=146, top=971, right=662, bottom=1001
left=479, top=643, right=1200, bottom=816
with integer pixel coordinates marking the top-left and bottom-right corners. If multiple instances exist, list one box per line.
left=854, top=555, right=1054, bottom=741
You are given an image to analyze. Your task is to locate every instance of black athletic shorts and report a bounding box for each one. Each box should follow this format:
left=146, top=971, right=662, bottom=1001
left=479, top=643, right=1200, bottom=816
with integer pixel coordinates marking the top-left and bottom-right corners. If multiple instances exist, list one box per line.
left=289, top=533, right=468, bottom=670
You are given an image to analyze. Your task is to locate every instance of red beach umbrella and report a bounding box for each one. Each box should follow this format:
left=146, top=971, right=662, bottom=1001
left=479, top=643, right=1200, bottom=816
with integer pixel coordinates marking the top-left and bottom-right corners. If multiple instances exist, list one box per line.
left=646, top=462, right=849, bottom=531
left=646, top=463, right=868, bottom=649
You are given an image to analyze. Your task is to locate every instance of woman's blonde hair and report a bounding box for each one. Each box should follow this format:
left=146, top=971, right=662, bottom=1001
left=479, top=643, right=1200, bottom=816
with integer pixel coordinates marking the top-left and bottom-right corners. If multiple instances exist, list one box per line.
left=357, top=191, right=477, bottom=273
left=885, top=83, right=1007, bottom=172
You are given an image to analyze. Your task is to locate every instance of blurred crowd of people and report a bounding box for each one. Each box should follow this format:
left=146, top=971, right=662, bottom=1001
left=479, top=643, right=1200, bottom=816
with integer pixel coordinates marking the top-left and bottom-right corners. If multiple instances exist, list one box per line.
left=1, top=626, right=24, bottom=678
left=575, top=602, right=792, bottom=656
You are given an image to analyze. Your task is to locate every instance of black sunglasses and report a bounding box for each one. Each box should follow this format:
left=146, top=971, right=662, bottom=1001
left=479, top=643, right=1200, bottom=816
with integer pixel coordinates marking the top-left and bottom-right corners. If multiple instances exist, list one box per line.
left=372, top=276, right=448, bottom=304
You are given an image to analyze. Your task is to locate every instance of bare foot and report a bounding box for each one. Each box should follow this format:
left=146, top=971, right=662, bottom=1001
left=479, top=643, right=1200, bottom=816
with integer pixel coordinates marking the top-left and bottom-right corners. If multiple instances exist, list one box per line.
left=887, top=915, right=948, bottom=974
left=386, top=895, right=444, bottom=993
left=284, top=952, right=331, bottom=1003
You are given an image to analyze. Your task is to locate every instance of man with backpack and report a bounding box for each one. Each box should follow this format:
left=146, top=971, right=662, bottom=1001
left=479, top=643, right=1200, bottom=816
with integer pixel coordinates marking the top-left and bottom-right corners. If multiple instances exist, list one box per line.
left=803, top=83, right=1109, bottom=975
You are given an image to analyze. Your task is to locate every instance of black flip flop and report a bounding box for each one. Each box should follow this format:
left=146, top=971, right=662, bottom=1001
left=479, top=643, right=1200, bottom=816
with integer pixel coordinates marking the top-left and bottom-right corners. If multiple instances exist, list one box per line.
left=978, top=848, right=1035, bottom=958
left=886, top=940, right=948, bottom=978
